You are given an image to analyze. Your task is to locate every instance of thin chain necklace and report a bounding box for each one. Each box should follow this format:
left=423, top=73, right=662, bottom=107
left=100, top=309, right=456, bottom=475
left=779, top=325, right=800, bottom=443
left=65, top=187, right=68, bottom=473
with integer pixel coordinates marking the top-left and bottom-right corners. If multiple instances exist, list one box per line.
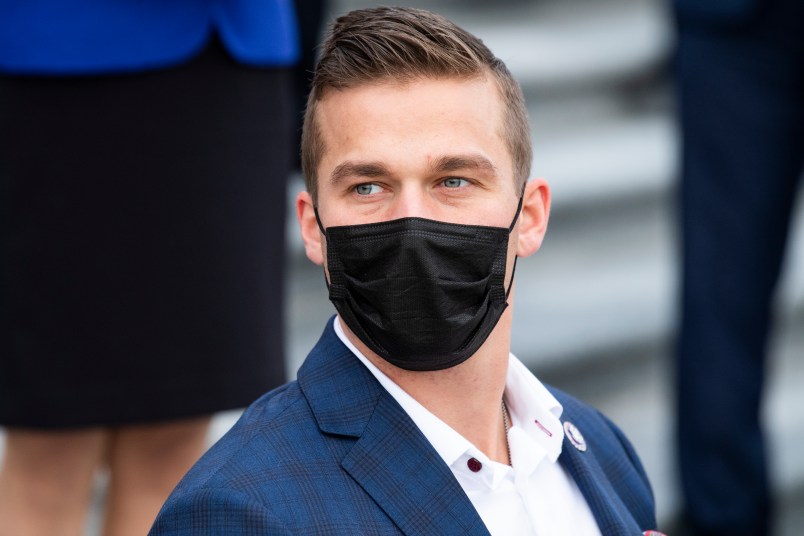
left=502, top=399, right=512, bottom=466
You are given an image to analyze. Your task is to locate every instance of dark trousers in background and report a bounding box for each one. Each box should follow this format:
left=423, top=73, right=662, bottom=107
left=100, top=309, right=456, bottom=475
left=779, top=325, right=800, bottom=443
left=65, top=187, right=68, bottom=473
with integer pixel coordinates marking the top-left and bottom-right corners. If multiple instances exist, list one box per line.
left=675, top=0, right=804, bottom=534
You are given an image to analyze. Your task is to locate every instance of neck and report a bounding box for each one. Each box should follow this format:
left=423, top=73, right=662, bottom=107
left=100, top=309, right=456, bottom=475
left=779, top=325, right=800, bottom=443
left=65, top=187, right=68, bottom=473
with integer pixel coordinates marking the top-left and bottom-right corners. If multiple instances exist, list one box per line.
left=341, top=313, right=513, bottom=465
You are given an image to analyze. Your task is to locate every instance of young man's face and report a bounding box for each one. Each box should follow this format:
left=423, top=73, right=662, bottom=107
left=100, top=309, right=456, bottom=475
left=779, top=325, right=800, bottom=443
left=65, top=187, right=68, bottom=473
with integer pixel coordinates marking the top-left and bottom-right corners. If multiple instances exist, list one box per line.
left=298, top=75, right=549, bottom=278
left=315, top=76, right=520, bottom=229
left=296, top=74, right=550, bottom=364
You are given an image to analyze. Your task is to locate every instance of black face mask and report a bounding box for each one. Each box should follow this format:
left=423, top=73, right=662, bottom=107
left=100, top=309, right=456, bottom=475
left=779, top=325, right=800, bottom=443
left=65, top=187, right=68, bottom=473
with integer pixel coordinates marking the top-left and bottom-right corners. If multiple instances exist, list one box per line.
left=315, top=197, right=522, bottom=371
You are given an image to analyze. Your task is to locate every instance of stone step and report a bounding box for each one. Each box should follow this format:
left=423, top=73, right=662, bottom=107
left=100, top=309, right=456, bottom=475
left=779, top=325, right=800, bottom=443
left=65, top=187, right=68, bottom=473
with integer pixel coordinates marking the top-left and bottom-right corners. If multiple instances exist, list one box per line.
left=455, top=0, right=671, bottom=93
left=531, top=95, right=675, bottom=215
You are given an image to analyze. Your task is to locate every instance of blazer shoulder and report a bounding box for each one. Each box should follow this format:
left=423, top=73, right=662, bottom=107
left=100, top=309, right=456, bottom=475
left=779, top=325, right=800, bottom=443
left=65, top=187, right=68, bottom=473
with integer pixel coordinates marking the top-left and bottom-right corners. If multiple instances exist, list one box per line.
left=152, top=381, right=323, bottom=532
left=150, top=486, right=290, bottom=536
left=166, top=381, right=309, bottom=498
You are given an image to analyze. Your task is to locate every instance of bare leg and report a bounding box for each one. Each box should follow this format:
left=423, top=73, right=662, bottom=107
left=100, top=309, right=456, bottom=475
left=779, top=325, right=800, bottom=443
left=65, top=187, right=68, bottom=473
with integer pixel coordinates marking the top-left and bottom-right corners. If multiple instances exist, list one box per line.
left=102, top=417, right=210, bottom=536
left=0, top=428, right=106, bottom=536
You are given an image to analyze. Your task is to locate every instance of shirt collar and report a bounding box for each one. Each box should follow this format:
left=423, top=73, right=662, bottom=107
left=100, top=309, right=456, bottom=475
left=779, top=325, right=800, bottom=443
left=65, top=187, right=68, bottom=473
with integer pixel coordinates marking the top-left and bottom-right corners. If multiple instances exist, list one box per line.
left=504, top=354, right=564, bottom=463
left=334, top=316, right=564, bottom=472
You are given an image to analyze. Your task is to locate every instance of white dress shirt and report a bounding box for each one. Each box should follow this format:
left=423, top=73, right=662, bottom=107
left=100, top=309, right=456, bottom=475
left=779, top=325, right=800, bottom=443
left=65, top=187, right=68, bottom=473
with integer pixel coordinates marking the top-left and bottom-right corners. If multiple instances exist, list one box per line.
left=334, top=317, right=602, bottom=536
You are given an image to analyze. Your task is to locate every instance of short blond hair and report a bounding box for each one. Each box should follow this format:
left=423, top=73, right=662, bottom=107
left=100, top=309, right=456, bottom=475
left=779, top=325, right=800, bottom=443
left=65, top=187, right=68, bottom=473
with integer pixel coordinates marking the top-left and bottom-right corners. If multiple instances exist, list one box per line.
left=301, top=6, right=532, bottom=203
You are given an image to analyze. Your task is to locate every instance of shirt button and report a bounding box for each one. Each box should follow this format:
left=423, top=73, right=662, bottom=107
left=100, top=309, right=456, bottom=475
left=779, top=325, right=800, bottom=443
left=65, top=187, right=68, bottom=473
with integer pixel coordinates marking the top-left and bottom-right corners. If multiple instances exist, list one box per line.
left=467, top=458, right=482, bottom=472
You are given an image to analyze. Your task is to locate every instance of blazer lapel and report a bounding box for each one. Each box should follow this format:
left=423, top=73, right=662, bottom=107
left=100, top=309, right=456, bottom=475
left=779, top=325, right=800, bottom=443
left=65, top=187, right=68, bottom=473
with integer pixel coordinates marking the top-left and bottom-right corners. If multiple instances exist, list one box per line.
left=299, top=318, right=489, bottom=536
left=342, top=393, right=490, bottom=536
left=558, top=420, right=643, bottom=536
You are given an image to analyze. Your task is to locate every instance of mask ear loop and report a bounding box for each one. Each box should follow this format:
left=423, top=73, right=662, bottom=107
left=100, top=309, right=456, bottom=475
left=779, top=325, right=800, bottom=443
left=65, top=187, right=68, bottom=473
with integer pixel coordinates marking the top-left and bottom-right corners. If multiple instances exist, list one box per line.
left=313, top=206, right=327, bottom=236
left=505, top=259, right=518, bottom=300
left=508, top=190, right=525, bottom=232
left=504, top=184, right=527, bottom=300
left=312, top=206, right=332, bottom=290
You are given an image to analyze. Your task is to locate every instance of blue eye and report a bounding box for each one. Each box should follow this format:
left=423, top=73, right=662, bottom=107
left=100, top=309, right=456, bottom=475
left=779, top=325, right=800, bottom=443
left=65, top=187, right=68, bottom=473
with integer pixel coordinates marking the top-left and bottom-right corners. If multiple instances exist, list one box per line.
left=443, top=177, right=469, bottom=188
left=354, top=183, right=382, bottom=195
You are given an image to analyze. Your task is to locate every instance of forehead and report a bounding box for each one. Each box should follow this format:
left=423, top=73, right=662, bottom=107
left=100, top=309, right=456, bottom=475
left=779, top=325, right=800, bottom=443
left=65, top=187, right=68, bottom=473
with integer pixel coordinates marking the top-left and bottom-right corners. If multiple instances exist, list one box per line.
left=317, top=75, right=501, bottom=127
left=314, top=76, right=510, bottom=176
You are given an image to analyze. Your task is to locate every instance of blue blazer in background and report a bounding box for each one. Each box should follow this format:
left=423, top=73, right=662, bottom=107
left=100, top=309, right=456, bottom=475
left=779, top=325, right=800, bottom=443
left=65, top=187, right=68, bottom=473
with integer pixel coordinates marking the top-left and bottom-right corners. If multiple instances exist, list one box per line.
left=0, top=0, right=299, bottom=75
left=149, top=317, right=659, bottom=535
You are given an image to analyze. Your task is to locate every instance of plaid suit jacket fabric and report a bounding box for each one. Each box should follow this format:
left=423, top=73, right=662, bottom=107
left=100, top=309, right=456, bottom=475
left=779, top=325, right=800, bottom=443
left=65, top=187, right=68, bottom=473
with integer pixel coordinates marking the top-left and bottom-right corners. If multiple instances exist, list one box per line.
left=150, top=317, right=658, bottom=535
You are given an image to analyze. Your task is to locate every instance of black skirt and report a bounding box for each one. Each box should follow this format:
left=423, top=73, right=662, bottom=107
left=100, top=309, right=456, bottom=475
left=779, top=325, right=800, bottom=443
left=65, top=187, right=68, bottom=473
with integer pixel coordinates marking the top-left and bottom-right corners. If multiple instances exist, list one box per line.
left=0, top=39, right=292, bottom=428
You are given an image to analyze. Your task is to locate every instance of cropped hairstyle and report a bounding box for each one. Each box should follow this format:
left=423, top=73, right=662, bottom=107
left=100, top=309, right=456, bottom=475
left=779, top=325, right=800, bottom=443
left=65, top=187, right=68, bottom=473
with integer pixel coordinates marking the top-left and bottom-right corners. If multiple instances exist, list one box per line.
left=301, top=6, right=532, bottom=203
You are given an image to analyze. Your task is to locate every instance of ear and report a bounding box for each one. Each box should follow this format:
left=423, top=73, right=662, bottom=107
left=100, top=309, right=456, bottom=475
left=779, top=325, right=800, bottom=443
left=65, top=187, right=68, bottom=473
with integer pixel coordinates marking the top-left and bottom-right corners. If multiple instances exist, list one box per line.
left=296, top=190, right=325, bottom=266
left=516, top=178, right=551, bottom=258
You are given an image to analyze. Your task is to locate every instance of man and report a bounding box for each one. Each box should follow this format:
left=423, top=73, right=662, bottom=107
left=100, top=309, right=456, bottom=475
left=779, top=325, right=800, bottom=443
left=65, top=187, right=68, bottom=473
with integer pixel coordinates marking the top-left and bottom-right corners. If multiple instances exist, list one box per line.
left=150, top=7, right=661, bottom=535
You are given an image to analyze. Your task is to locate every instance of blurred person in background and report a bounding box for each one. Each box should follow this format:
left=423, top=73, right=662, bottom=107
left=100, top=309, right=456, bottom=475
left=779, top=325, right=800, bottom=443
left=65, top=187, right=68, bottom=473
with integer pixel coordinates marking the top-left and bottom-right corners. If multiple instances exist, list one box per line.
left=673, top=0, right=803, bottom=534
left=0, top=2, right=298, bottom=535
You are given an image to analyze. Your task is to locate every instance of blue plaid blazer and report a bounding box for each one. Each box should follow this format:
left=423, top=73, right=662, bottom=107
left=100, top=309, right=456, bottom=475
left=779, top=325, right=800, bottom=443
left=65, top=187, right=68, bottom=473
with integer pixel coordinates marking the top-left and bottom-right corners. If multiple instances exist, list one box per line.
left=150, top=318, right=658, bottom=535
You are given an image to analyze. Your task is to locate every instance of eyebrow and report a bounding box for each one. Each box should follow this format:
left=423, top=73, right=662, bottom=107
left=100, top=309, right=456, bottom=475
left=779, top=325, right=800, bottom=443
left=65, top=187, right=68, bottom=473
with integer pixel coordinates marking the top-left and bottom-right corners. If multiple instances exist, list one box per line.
left=329, top=154, right=498, bottom=186
left=330, top=161, right=390, bottom=186
left=430, top=154, right=498, bottom=176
